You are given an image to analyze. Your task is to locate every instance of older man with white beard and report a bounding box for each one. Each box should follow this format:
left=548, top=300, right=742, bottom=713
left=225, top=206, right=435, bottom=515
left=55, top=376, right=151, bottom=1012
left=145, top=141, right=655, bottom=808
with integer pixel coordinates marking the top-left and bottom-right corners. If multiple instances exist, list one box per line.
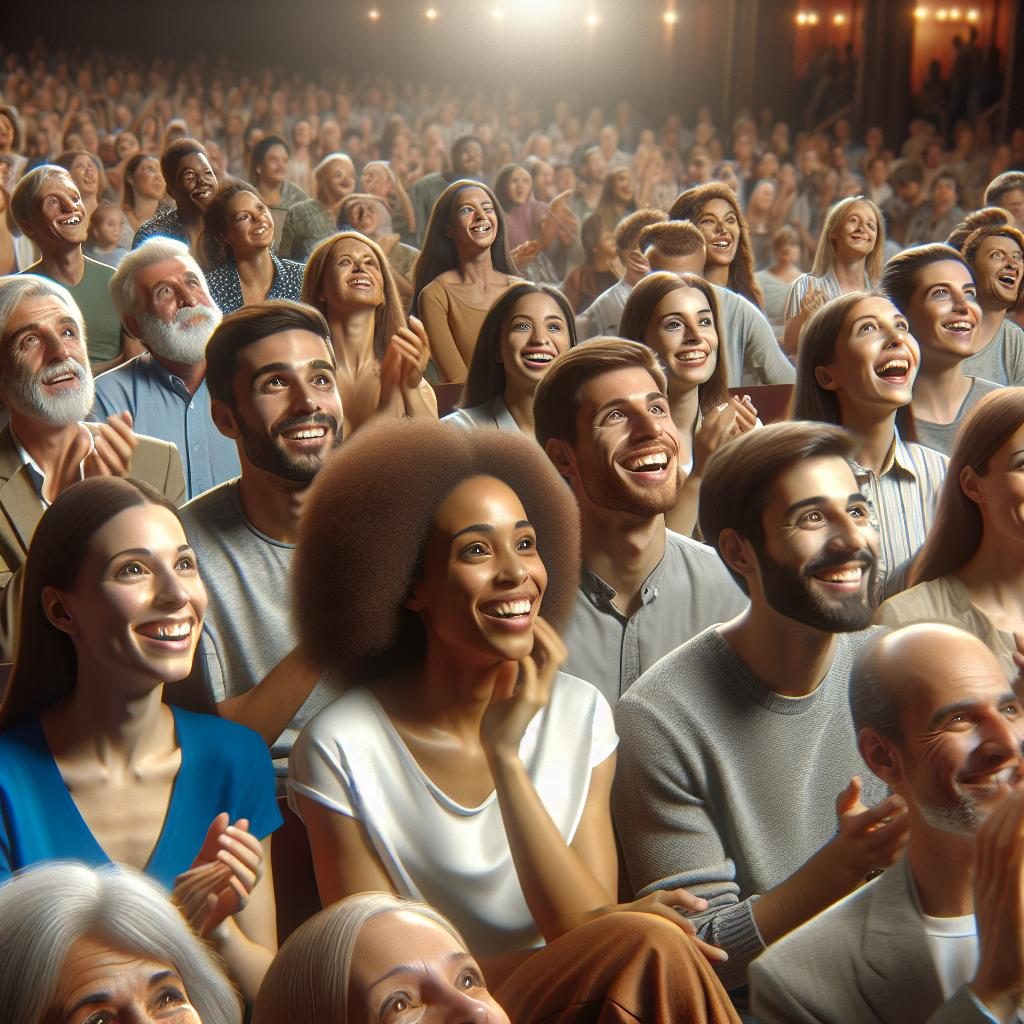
left=0, top=274, right=185, bottom=659
left=100, top=238, right=240, bottom=500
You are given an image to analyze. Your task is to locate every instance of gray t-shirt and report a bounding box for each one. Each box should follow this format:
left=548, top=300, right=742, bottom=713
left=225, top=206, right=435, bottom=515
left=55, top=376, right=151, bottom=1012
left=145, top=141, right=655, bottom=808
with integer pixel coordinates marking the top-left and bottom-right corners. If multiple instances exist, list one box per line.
left=562, top=530, right=748, bottom=705
left=173, top=479, right=334, bottom=786
left=913, top=376, right=1002, bottom=456
left=960, top=317, right=1024, bottom=386
left=613, top=626, right=884, bottom=990
left=714, top=284, right=796, bottom=387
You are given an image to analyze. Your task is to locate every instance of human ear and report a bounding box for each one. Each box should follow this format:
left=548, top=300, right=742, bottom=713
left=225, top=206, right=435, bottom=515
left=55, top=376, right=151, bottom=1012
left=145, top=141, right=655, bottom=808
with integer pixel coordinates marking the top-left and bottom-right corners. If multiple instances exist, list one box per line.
left=814, top=364, right=841, bottom=391
left=544, top=438, right=579, bottom=483
left=858, top=728, right=903, bottom=788
left=960, top=465, right=984, bottom=506
left=717, top=528, right=759, bottom=582
left=210, top=399, right=241, bottom=440
left=42, top=585, right=77, bottom=636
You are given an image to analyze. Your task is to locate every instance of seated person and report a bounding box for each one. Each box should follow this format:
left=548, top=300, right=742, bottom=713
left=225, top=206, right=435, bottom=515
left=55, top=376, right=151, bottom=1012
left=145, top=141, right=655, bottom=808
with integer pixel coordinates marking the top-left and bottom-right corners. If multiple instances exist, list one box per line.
left=279, top=152, right=356, bottom=262
left=445, top=282, right=575, bottom=434
left=339, top=192, right=420, bottom=304
left=751, top=624, right=1024, bottom=1024
left=0, top=862, right=241, bottom=1024
left=791, top=291, right=948, bottom=594
left=613, top=423, right=909, bottom=996
left=0, top=476, right=280, bottom=1001
left=876, top=387, right=1024, bottom=679
left=301, top=231, right=435, bottom=435
left=0, top=275, right=185, bottom=659
left=575, top=208, right=667, bottom=341
left=535, top=339, right=747, bottom=704
left=642, top=219, right=796, bottom=386
left=881, top=243, right=1000, bottom=456
left=560, top=212, right=619, bottom=315
left=254, top=890, right=741, bottom=1024
left=102, top=236, right=241, bottom=500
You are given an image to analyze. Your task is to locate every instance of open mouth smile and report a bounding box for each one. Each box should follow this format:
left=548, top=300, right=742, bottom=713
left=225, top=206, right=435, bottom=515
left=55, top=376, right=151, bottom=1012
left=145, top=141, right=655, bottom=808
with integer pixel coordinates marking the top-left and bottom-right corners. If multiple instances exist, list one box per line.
left=621, top=449, right=671, bottom=474
left=874, top=356, right=912, bottom=383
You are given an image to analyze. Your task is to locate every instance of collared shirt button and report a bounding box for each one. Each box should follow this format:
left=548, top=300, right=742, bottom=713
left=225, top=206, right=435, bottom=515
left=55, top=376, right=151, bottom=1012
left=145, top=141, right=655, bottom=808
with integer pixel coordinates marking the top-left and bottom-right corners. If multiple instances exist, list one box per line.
left=193, top=444, right=201, bottom=453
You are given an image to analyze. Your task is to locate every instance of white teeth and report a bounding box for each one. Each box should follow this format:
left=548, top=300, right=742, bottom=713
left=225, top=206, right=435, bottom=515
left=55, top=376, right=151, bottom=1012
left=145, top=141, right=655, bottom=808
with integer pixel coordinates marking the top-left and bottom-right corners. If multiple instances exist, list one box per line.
left=487, top=599, right=532, bottom=618
left=138, top=622, right=191, bottom=640
left=678, top=351, right=707, bottom=363
left=522, top=351, right=553, bottom=364
left=712, top=240, right=730, bottom=248
left=61, top=216, right=82, bottom=226
left=875, top=359, right=909, bottom=377
left=815, top=567, right=863, bottom=583
left=944, top=321, right=973, bottom=331
left=624, top=452, right=669, bottom=471
left=283, top=427, right=326, bottom=439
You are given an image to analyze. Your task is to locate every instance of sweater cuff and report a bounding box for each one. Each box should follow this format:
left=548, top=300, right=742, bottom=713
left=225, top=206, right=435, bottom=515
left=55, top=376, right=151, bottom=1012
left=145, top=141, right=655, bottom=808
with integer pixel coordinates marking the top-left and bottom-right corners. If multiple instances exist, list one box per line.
left=701, top=898, right=767, bottom=991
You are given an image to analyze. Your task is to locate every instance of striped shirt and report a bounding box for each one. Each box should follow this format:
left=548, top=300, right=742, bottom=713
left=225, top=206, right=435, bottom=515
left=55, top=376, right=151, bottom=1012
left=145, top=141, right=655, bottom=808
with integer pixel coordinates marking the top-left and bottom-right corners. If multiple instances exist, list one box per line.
left=852, top=433, right=948, bottom=596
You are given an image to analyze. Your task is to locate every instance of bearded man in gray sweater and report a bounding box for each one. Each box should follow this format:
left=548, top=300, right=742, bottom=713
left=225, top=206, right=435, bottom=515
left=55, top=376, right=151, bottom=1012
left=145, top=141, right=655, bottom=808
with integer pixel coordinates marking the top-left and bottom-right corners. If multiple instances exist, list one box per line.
left=613, top=422, right=911, bottom=998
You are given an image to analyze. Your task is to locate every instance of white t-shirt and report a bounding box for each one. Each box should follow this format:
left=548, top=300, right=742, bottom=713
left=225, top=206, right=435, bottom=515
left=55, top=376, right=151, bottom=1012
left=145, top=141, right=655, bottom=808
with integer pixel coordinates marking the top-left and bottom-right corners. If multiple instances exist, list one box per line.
left=921, top=911, right=978, bottom=1000
left=288, top=671, right=618, bottom=954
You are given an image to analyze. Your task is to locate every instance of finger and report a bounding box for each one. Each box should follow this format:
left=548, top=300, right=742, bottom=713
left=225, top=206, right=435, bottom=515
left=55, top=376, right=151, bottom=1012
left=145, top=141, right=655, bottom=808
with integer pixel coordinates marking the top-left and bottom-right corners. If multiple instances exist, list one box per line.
left=216, top=849, right=258, bottom=892
left=835, top=776, right=863, bottom=815
left=491, top=661, right=519, bottom=703
left=531, top=616, right=567, bottom=670
left=854, top=793, right=907, bottom=830
left=94, top=424, right=135, bottom=470
left=636, top=905, right=729, bottom=962
left=408, top=315, right=429, bottom=344
left=192, top=812, right=230, bottom=868
left=105, top=411, right=139, bottom=445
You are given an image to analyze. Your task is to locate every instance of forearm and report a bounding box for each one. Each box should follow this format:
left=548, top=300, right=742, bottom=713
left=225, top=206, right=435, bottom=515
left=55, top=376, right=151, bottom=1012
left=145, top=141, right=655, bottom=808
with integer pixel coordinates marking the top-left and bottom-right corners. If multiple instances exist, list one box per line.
left=216, top=647, right=320, bottom=745
left=210, top=918, right=274, bottom=1003
left=783, top=310, right=807, bottom=358
left=402, top=380, right=438, bottom=419
left=489, top=748, right=614, bottom=942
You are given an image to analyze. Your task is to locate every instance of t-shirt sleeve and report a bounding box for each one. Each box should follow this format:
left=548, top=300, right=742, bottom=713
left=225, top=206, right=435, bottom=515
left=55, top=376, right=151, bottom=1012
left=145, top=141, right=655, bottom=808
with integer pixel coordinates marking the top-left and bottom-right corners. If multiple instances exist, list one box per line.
left=287, top=710, right=359, bottom=820
left=738, top=297, right=795, bottom=385
left=228, top=724, right=283, bottom=841
left=588, top=686, right=619, bottom=767
left=783, top=275, right=809, bottom=322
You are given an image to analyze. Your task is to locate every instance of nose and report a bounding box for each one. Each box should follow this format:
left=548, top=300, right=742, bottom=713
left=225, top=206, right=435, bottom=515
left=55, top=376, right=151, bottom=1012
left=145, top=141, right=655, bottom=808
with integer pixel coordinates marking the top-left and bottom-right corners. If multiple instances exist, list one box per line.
left=977, top=708, right=1024, bottom=761
left=427, top=979, right=494, bottom=1022
left=494, top=544, right=530, bottom=586
left=153, top=565, right=192, bottom=610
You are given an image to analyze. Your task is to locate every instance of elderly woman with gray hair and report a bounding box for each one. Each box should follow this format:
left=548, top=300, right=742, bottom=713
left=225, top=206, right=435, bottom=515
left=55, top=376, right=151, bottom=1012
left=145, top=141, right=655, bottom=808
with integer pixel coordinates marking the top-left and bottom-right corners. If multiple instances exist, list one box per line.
left=0, top=861, right=241, bottom=1024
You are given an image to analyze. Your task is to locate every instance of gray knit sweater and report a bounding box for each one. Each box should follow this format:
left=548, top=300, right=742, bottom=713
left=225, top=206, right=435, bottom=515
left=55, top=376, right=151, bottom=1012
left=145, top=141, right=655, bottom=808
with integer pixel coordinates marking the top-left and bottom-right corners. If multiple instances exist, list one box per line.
left=612, top=626, right=885, bottom=990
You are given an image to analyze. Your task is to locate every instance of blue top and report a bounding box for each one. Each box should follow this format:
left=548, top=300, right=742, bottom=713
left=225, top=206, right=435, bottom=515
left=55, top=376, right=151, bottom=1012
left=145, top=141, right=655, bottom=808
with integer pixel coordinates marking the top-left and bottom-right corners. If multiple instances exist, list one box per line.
left=205, top=252, right=305, bottom=314
left=0, top=705, right=282, bottom=889
left=132, top=208, right=189, bottom=249
left=93, top=353, right=241, bottom=501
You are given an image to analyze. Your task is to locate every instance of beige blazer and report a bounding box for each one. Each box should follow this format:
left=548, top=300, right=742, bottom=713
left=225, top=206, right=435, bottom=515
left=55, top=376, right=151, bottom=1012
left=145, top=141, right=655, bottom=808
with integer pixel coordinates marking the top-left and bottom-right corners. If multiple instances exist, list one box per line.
left=0, top=425, right=186, bottom=661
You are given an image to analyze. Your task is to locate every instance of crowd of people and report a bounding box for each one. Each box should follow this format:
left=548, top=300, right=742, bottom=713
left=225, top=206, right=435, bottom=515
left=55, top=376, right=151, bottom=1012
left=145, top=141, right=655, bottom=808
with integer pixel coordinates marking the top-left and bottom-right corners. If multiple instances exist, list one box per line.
left=1, top=34, right=1024, bottom=1024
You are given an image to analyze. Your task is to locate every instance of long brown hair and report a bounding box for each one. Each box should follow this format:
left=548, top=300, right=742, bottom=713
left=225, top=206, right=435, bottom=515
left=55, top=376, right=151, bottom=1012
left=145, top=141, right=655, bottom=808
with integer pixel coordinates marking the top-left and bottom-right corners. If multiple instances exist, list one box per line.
left=669, top=182, right=765, bottom=310
left=618, top=271, right=730, bottom=414
left=910, top=388, right=1024, bottom=584
left=0, top=478, right=181, bottom=730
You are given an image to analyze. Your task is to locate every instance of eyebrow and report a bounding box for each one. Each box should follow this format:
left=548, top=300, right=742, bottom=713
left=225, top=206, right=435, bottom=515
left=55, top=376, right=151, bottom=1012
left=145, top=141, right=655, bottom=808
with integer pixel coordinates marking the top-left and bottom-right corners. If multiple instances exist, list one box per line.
left=7, top=316, right=80, bottom=342
left=450, top=520, right=532, bottom=543
left=925, top=692, right=1018, bottom=731
left=250, top=359, right=334, bottom=383
left=784, top=493, right=867, bottom=517
left=849, top=314, right=899, bottom=329
left=367, top=951, right=473, bottom=992
left=64, top=971, right=179, bottom=1018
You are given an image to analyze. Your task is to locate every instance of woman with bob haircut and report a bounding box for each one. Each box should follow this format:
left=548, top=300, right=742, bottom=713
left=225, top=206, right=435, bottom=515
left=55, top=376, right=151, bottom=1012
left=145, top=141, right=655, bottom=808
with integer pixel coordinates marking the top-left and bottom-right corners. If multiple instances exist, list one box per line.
left=669, top=181, right=765, bottom=311
left=301, top=229, right=437, bottom=434
left=619, top=270, right=757, bottom=535
left=0, top=861, right=241, bottom=1024
left=783, top=195, right=885, bottom=356
left=287, top=419, right=735, bottom=981
left=253, top=890, right=741, bottom=1024
left=791, top=290, right=948, bottom=594
left=202, top=180, right=303, bottom=312
left=0, top=476, right=281, bottom=1001
left=875, top=387, right=1024, bottom=677
left=445, top=282, right=576, bottom=434
left=410, top=178, right=522, bottom=382
left=880, top=242, right=1000, bottom=455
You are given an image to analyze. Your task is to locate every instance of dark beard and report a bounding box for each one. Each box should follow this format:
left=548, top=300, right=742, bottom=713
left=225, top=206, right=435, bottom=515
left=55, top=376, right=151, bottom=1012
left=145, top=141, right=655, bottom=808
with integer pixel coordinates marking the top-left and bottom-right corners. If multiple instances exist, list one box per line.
left=238, top=412, right=342, bottom=482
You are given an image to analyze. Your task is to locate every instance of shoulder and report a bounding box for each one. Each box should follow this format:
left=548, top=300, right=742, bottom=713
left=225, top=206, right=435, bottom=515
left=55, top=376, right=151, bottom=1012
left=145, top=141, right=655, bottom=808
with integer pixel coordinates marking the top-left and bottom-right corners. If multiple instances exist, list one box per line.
left=173, top=705, right=266, bottom=755
left=875, top=577, right=956, bottom=626
left=293, top=687, right=378, bottom=754
left=619, top=627, right=723, bottom=711
left=179, top=480, right=241, bottom=535
left=664, top=530, right=727, bottom=570
left=132, top=432, right=181, bottom=471
left=95, top=354, right=147, bottom=391
left=81, top=255, right=115, bottom=282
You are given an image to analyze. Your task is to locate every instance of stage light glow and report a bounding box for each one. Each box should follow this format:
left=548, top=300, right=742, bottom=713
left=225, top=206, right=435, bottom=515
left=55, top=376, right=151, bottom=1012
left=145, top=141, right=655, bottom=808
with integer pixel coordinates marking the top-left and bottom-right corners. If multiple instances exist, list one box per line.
left=950, top=7, right=961, bottom=17
left=367, top=7, right=380, bottom=19
left=796, top=12, right=807, bottom=25
left=966, top=8, right=979, bottom=19
left=491, top=6, right=504, bottom=18
left=914, top=6, right=929, bottom=19
left=807, top=11, right=819, bottom=24
left=833, top=12, right=846, bottom=24
left=584, top=11, right=601, bottom=27
left=936, top=8, right=948, bottom=19
left=424, top=6, right=439, bottom=20
left=663, top=10, right=679, bottom=24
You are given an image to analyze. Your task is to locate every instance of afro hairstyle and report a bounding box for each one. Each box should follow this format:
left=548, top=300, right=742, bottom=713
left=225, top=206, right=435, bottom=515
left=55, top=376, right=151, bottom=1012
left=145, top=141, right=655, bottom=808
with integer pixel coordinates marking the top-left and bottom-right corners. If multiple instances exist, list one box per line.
left=294, top=418, right=581, bottom=684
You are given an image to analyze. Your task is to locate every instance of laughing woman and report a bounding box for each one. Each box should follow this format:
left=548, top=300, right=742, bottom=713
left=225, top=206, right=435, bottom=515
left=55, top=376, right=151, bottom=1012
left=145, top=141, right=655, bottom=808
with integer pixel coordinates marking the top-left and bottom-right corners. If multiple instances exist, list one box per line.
left=410, top=179, right=523, bottom=383
left=0, top=477, right=281, bottom=1001
left=445, top=283, right=575, bottom=434
left=203, top=182, right=304, bottom=313
left=791, top=291, right=948, bottom=594
left=783, top=195, right=885, bottom=356
left=881, top=243, right=1001, bottom=456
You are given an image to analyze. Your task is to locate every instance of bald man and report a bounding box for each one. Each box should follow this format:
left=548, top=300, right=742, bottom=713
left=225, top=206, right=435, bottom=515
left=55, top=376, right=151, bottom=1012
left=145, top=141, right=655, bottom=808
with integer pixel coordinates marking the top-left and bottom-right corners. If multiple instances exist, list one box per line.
left=750, top=623, right=1024, bottom=1024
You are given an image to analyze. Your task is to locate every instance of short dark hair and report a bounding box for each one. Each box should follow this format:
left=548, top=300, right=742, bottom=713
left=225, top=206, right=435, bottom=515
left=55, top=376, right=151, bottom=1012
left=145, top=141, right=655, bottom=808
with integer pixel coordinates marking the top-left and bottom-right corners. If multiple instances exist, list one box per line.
left=984, top=171, right=1024, bottom=208
left=205, top=299, right=333, bottom=408
left=698, top=422, right=857, bottom=589
left=534, top=338, right=667, bottom=449
left=638, top=219, right=705, bottom=257
left=294, top=419, right=580, bottom=682
left=890, top=159, right=924, bottom=187
left=946, top=207, right=1011, bottom=251
left=880, top=243, right=972, bottom=315
left=613, top=208, right=667, bottom=253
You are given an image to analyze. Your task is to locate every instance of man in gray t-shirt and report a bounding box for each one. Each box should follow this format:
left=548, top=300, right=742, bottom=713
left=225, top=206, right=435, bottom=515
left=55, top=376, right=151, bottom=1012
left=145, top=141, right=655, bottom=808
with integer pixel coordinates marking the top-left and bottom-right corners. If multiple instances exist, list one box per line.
left=169, top=300, right=344, bottom=786
left=534, top=339, right=747, bottom=705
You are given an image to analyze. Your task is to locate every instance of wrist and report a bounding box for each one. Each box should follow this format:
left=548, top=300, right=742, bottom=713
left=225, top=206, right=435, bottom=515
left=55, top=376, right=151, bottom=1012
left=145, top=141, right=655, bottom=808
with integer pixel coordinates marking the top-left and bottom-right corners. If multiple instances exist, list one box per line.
left=968, top=980, right=1020, bottom=1023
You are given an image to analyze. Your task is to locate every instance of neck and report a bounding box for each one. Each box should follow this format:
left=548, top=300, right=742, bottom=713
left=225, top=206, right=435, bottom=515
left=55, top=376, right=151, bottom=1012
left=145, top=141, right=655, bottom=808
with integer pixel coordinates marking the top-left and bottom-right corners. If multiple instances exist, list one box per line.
left=259, top=182, right=283, bottom=206
left=320, top=193, right=346, bottom=218
left=719, top=603, right=839, bottom=697
left=592, top=252, right=614, bottom=273
left=330, top=308, right=377, bottom=371
left=503, top=380, right=537, bottom=435
left=975, top=301, right=1008, bottom=352
left=833, top=253, right=867, bottom=290
left=912, top=357, right=971, bottom=424
left=580, top=506, right=666, bottom=618
left=702, top=262, right=729, bottom=287
left=667, top=381, right=700, bottom=441
left=840, top=402, right=897, bottom=474
left=236, top=467, right=311, bottom=543
left=457, top=247, right=497, bottom=283
left=38, top=246, right=86, bottom=286
left=134, top=196, right=160, bottom=220
left=957, top=536, right=1024, bottom=618
left=907, top=824, right=974, bottom=917
left=148, top=352, right=206, bottom=395
left=177, top=200, right=202, bottom=228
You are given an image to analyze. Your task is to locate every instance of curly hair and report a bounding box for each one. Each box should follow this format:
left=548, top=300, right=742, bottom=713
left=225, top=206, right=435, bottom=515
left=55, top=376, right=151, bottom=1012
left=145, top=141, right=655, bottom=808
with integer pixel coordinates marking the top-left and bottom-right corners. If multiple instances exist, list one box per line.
left=294, top=419, right=580, bottom=683
left=301, top=230, right=407, bottom=364
left=460, top=282, right=577, bottom=409
left=409, top=179, right=515, bottom=318
left=669, top=182, right=765, bottom=310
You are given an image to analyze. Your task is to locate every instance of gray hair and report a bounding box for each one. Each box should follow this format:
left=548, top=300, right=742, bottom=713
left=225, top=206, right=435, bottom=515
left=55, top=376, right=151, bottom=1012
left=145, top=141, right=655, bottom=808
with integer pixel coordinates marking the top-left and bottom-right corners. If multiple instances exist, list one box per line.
left=314, top=151, right=354, bottom=180
left=0, top=274, right=84, bottom=344
left=109, top=236, right=207, bottom=320
left=10, top=164, right=72, bottom=233
left=0, top=862, right=242, bottom=1024
left=253, top=892, right=467, bottom=1024
left=849, top=628, right=903, bottom=741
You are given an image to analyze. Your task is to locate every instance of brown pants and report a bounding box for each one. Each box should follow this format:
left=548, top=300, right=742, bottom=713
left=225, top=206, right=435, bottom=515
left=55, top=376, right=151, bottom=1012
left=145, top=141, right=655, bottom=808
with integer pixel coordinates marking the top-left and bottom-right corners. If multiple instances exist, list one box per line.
left=494, top=912, right=741, bottom=1024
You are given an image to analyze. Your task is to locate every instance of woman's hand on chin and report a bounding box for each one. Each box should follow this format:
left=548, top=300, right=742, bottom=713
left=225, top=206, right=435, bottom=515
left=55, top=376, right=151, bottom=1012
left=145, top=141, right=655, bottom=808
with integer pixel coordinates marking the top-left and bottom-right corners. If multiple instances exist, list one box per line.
left=480, top=616, right=566, bottom=764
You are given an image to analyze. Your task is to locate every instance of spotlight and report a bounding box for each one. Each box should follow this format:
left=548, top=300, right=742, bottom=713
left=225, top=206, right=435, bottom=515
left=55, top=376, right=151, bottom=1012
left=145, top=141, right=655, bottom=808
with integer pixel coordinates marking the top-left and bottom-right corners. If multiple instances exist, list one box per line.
left=491, top=6, right=504, bottom=18
left=584, top=11, right=601, bottom=27
left=833, top=12, right=846, bottom=24
left=950, top=7, right=961, bottom=17
left=914, top=5, right=929, bottom=18
left=966, top=8, right=979, bottom=20
left=663, top=10, right=679, bottom=24
left=424, top=6, right=439, bottom=19
left=796, top=11, right=807, bottom=24
left=807, top=11, right=819, bottom=24
left=936, top=8, right=948, bottom=19
left=367, top=7, right=380, bottom=19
